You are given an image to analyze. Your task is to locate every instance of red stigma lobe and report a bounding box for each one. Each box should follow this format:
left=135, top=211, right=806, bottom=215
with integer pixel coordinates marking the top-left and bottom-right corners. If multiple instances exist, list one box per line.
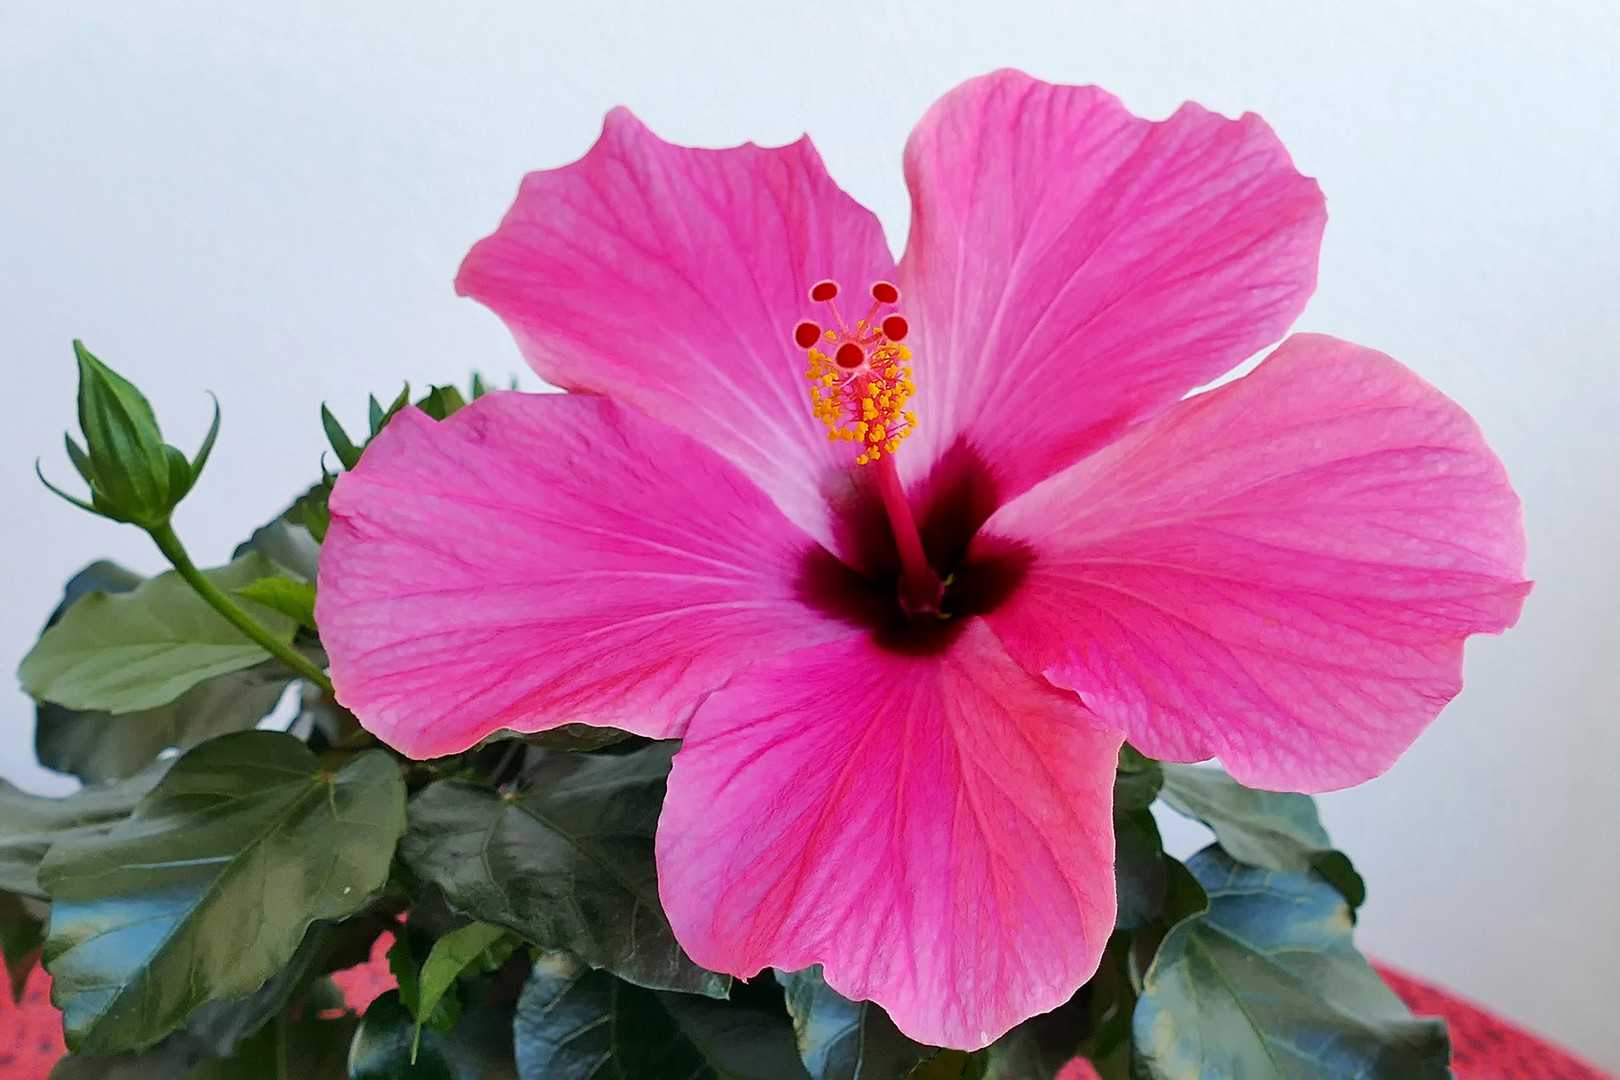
left=795, top=321, right=824, bottom=349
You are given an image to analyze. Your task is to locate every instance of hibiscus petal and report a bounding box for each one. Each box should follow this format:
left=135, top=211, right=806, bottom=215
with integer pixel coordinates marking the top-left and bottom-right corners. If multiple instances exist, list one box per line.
left=975, top=334, right=1530, bottom=793
left=657, top=620, right=1121, bottom=1049
left=456, top=108, right=898, bottom=552
left=317, top=392, right=843, bottom=758
left=898, top=69, right=1326, bottom=501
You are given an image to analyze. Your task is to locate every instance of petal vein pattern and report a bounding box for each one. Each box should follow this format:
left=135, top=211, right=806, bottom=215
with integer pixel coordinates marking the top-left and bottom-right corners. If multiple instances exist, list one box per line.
left=975, top=334, right=1530, bottom=792
left=456, top=108, right=899, bottom=554
left=317, top=393, right=843, bottom=757
left=898, top=70, right=1327, bottom=499
left=657, top=620, right=1121, bottom=1049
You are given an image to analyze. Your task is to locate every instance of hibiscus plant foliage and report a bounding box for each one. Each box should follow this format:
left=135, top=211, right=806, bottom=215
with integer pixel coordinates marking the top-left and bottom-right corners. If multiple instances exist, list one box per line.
left=6, top=71, right=1528, bottom=1080
left=5, top=365, right=1439, bottom=1080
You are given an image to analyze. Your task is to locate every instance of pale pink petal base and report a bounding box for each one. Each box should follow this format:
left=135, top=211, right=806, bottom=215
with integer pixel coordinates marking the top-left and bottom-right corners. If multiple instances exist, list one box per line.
left=657, top=620, right=1122, bottom=1049
left=318, top=392, right=843, bottom=758
left=898, top=70, right=1327, bottom=498
left=456, top=108, right=898, bottom=553
left=977, top=334, right=1530, bottom=792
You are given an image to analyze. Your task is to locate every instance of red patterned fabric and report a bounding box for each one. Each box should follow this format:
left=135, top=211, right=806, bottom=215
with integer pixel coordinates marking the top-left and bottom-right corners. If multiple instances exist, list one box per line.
left=2, top=956, right=1611, bottom=1078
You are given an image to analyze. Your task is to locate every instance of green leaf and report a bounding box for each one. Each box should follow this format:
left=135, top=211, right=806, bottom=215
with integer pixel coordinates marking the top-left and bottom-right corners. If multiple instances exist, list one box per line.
left=234, top=514, right=321, bottom=583
left=1, top=889, right=46, bottom=1001
left=0, top=763, right=167, bottom=898
left=1113, top=809, right=1167, bottom=932
left=321, top=405, right=363, bottom=471
left=349, top=988, right=518, bottom=1080
left=415, top=385, right=468, bottom=421
left=1113, top=746, right=1162, bottom=812
left=31, top=560, right=293, bottom=785
left=402, top=742, right=726, bottom=997
left=19, top=552, right=297, bottom=714
left=184, top=923, right=339, bottom=1057
left=233, top=576, right=317, bottom=631
left=1157, top=764, right=1365, bottom=911
left=413, top=922, right=516, bottom=1029
left=976, top=986, right=1092, bottom=1080
left=513, top=953, right=807, bottom=1080
left=48, top=1032, right=216, bottom=1079
left=1156, top=765, right=1328, bottom=871
left=40, top=731, right=406, bottom=1054
left=196, top=1017, right=355, bottom=1080
left=1310, top=850, right=1368, bottom=917
left=518, top=724, right=634, bottom=752
left=777, top=966, right=931, bottom=1080
left=37, top=662, right=293, bottom=785
left=1131, top=847, right=1450, bottom=1080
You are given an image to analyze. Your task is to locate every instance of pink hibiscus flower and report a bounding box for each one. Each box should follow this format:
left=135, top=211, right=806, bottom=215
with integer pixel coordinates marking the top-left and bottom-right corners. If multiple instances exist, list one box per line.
left=315, top=70, right=1529, bottom=1048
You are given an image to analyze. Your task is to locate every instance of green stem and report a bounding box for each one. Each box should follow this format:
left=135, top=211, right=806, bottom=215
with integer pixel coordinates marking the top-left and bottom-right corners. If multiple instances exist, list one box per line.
left=147, top=520, right=336, bottom=696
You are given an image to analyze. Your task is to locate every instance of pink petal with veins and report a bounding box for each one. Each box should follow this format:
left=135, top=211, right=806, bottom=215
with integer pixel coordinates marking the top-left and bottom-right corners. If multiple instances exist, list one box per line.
left=456, top=108, right=898, bottom=555
left=658, top=620, right=1121, bottom=1048
left=318, top=392, right=843, bottom=758
left=899, top=70, right=1326, bottom=501
left=977, top=334, right=1530, bottom=792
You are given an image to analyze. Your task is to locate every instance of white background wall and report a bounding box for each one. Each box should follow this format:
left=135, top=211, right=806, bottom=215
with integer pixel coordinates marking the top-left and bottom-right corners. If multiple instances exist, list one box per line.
left=3, top=0, right=1617, bottom=1067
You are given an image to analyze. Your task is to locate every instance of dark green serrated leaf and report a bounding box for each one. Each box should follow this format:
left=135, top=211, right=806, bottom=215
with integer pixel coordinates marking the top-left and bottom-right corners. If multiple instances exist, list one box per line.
left=777, top=966, right=931, bottom=1080
left=402, top=742, right=726, bottom=997
left=1, top=889, right=47, bottom=1001
left=19, top=553, right=297, bottom=714
left=37, top=661, right=293, bottom=785
left=0, top=763, right=167, bottom=898
left=514, top=954, right=807, bottom=1080
left=1132, top=847, right=1450, bottom=1080
left=233, top=576, right=317, bottom=631
left=40, top=731, right=406, bottom=1054
left=349, top=988, right=518, bottom=1080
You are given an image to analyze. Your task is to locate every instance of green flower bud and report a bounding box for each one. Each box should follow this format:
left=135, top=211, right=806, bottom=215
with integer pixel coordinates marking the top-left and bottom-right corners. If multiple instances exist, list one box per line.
left=38, top=341, right=219, bottom=529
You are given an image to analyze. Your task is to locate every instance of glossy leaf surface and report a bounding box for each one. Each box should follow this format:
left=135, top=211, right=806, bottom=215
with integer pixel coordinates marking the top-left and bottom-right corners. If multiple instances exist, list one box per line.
left=40, top=732, right=406, bottom=1053
left=402, top=743, right=725, bottom=997
left=513, top=954, right=807, bottom=1080
left=0, top=764, right=166, bottom=898
left=777, top=966, right=932, bottom=1080
left=349, top=988, right=518, bottom=1080
left=1132, top=847, right=1450, bottom=1079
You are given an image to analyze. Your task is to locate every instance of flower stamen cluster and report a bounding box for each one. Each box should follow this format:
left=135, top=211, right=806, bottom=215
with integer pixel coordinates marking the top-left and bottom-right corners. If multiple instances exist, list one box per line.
left=794, top=280, right=917, bottom=464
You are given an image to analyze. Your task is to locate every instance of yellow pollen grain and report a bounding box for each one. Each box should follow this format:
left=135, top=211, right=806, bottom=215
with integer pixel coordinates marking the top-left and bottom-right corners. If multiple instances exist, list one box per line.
left=798, top=322, right=917, bottom=467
